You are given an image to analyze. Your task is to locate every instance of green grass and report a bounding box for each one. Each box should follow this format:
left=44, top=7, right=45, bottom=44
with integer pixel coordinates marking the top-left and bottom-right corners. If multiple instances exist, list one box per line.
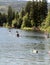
left=40, top=26, right=50, bottom=33
left=21, top=27, right=33, bottom=31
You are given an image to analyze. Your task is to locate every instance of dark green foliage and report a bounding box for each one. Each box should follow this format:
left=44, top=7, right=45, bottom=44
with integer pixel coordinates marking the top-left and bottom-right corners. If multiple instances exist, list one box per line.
left=34, top=0, right=47, bottom=27
left=42, top=12, right=50, bottom=28
left=38, top=0, right=48, bottom=26
left=33, top=1, right=39, bottom=27
left=7, top=6, right=13, bottom=26
left=12, top=17, right=23, bottom=28
left=0, top=13, right=3, bottom=26
left=12, top=11, right=15, bottom=20
left=21, top=13, right=32, bottom=28
left=0, top=13, right=7, bottom=26
left=24, top=0, right=48, bottom=27
left=7, top=6, right=15, bottom=27
left=41, top=0, right=48, bottom=19
left=2, top=13, right=7, bottom=25
left=13, top=22, right=17, bottom=28
left=20, top=8, right=25, bottom=18
left=15, top=12, right=19, bottom=20
left=25, top=1, right=32, bottom=14
left=17, top=17, right=23, bottom=28
left=0, top=0, right=48, bottom=29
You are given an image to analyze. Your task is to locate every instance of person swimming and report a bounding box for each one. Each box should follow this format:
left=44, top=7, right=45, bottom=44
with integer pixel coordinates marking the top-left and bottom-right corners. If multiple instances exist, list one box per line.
left=16, top=31, right=19, bottom=37
left=32, top=49, right=38, bottom=53
left=17, top=33, right=19, bottom=37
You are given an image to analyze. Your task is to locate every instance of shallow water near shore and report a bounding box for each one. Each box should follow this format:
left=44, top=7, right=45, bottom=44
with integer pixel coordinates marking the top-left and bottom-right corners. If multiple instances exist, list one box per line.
left=0, top=27, right=50, bottom=65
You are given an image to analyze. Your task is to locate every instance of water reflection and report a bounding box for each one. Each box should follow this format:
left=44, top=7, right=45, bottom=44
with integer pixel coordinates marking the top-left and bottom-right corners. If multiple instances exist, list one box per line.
left=0, top=28, right=50, bottom=65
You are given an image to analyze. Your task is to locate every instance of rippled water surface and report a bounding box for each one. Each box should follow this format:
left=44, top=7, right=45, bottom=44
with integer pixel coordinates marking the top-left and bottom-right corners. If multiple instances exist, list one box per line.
left=0, top=27, right=50, bottom=65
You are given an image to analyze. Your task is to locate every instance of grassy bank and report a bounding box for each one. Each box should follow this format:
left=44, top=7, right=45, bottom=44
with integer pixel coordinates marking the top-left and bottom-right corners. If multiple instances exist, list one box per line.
left=21, top=27, right=43, bottom=32
left=40, top=26, right=50, bottom=33
left=21, top=27, right=50, bottom=34
left=21, top=27, right=33, bottom=31
left=3, top=24, right=50, bottom=33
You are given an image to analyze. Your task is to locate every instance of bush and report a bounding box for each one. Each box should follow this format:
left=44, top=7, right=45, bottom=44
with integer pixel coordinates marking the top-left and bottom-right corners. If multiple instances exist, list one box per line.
left=21, top=13, right=32, bottom=28
left=12, top=19, right=17, bottom=28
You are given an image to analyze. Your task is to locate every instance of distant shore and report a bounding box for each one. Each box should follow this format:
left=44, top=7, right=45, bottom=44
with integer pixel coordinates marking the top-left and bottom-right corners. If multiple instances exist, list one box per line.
left=1, top=25, right=50, bottom=34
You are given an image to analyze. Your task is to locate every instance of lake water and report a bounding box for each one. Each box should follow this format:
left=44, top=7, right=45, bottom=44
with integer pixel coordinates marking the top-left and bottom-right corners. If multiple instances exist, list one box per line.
left=0, top=27, right=50, bottom=65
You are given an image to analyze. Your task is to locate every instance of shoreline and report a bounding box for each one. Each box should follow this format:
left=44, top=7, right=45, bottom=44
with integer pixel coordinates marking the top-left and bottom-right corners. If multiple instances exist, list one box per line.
left=1, top=26, right=50, bottom=34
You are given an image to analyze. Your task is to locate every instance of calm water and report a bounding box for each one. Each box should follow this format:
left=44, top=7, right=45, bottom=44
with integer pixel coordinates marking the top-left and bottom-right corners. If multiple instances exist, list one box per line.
left=0, top=27, right=50, bottom=65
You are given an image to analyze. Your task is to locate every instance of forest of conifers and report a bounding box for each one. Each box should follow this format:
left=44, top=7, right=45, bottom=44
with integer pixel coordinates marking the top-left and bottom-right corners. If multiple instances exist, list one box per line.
left=0, top=0, right=50, bottom=32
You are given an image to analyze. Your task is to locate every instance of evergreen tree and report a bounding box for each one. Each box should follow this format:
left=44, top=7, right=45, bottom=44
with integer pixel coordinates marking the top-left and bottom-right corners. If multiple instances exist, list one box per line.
left=12, top=11, right=15, bottom=20
left=21, top=13, right=32, bottom=28
left=17, top=17, right=23, bottom=28
left=0, top=13, right=2, bottom=26
left=20, top=8, right=25, bottom=18
left=2, top=13, right=7, bottom=24
left=25, top=1, right=32, bottom=14
left=41, top=0, right=48, bottom=19
left=30, top=0, right=48, bottom=27
left=44, top=12, right=50, bottom=28
left=7, top=6, right=13, bottom=27
left=15, top=11, right=19, bottom=20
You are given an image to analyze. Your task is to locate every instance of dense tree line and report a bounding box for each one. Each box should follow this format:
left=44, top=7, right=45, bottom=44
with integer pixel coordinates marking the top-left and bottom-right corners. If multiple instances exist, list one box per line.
left=0, top=0, right=48, bottom=29
left=25, top=0, right=48, bottom=27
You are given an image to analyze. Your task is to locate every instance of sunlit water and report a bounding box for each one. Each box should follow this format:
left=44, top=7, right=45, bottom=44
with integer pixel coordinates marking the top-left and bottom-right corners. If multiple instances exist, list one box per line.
left=0, top=27, right=50, bottom=65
